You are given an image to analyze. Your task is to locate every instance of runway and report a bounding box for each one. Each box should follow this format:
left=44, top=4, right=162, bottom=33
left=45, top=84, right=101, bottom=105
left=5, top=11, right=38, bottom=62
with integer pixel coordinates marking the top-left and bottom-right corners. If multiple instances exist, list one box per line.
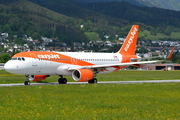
left=1, top=80, right=180, bottom=87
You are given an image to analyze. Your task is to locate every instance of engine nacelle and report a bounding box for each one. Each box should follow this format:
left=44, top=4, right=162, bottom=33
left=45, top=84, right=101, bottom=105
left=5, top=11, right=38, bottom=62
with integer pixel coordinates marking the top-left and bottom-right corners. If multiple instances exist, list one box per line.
left=72, top=69, right=94, bottom=82
left=27, top=75, right=50, bottom=81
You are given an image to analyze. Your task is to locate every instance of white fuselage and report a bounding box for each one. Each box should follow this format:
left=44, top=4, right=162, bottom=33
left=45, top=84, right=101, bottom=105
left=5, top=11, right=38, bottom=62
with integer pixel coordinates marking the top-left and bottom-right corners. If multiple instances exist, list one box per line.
left=4, top=51, right=124, bottom=76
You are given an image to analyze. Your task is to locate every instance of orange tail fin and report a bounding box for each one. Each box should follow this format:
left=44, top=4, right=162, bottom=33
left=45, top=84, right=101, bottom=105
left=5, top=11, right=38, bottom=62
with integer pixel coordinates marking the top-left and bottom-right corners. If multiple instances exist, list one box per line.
left=167, top=47, right=176, bottom=59
left=118, top=25, right=139, bottom=55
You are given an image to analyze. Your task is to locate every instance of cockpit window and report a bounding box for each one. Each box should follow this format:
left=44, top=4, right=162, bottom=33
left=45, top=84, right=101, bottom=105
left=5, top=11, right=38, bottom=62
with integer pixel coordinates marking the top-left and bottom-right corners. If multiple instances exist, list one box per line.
left=11, top=57, right=25, bottom=61
left=11, top=58, right=17, bottom=60
left=22, top=57, right=25, bottom=61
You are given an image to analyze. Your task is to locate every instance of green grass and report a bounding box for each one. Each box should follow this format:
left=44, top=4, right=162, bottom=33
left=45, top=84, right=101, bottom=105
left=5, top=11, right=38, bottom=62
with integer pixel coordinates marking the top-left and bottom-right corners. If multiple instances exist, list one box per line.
left=1, top=83, right=180, bottom=119
left=1, top=70, right=180, bottom=119
left=85, top=32, right=101, bottom=41
left=1, top=70, right=180, bottom=84
left=139, top=30, right=180, bottom=40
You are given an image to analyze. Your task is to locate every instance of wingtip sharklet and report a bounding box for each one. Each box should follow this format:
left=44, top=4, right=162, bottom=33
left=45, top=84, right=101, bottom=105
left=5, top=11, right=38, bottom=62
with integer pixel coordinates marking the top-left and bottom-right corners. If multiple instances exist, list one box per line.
left=167, top=47, right=176, bottom=59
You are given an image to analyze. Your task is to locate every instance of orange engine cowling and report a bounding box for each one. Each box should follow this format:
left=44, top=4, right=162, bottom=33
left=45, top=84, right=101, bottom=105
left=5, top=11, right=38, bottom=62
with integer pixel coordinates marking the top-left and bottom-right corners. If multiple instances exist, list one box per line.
left=72, top=69, right=94, bottom=82
left=32, top=75, right=50, bottom=82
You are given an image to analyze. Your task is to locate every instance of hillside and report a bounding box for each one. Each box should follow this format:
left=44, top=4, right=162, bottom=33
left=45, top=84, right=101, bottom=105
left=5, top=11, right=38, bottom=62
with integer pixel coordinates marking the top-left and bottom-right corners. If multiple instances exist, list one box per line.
left=136, top=0, right=180, bottom=11
left=28, top=0, right=180, bottom=34
left=78, top=1, right=180, bottom=26
left=28, top=0, right=180, bottom=28
left=75, top=0, right=180, bottom=11
left=0, top=0, right=180, bottom=45
left=75, top=0, right=145, bottom=6
left=0, top=0, right=88, bottom=44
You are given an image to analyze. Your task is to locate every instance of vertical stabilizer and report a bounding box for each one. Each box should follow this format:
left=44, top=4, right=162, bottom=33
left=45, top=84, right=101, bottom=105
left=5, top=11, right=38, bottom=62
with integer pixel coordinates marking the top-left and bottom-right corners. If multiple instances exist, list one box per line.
left=118, top=25, right=139, bottom=55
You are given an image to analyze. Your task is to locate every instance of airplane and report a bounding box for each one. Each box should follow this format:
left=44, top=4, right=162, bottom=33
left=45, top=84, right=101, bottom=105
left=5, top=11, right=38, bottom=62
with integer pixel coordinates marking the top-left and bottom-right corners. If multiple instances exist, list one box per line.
left=4, top=25, right=166, bottom=85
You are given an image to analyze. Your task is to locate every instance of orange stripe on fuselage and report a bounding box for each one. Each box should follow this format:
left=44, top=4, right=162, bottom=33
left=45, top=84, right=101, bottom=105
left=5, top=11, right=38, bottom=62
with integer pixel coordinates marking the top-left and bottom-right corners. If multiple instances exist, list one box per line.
left=13, top=51, right=94, bottom=66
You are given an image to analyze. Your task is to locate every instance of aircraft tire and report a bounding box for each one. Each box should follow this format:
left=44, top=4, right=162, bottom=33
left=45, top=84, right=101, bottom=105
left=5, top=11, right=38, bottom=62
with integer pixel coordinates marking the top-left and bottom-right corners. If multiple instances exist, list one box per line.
left=58, top=78, right=67, bottom=84
left=88, top=78, right=97, bottom=84
left=24, top=81, right=30, bottom=85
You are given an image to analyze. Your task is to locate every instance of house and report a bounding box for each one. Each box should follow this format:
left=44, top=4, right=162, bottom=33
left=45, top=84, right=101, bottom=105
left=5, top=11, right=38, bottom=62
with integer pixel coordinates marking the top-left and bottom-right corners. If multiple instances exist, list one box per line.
left=1, top=32, right=8, bottom=38
left=119, top=38, right=125, bottom=41
left=41, top=36, right=53, bottom=42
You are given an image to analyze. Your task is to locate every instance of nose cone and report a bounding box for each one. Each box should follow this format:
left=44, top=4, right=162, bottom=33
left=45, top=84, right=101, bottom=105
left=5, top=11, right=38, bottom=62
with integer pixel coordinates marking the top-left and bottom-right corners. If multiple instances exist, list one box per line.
left=4, top=61, right=12, bottom=73
left=4, top=61, right=27, bottom=75
left=4, top=61, right=18, bottom=74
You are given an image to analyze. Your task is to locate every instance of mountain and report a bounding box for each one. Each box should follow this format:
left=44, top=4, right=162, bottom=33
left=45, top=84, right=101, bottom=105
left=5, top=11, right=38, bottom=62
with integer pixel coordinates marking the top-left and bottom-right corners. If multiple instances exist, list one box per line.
left=28, top=0, right=180, bottom=29
left=0, top=0, right=89, bottom=44
left=74, top=1, right=180, bottom=27
left=1, top=0, right=180, bottom=46
left=74, top=0, right=180, bottom=11
left=76, top=0, right=145, bottom=6
left=136, top=0, right=180, bottom=11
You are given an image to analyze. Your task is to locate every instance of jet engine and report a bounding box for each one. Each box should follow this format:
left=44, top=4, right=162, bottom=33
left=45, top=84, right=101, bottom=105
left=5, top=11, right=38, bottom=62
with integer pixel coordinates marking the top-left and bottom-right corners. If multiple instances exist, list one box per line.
left=27, top=75, right=50, bottom=81
left=72, top=69, right=94, bottom=82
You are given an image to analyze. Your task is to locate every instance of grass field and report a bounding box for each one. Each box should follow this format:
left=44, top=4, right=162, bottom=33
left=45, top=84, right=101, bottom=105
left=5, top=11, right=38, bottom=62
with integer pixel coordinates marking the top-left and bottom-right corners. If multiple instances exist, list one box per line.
left=1, top=70, right=180, bottom=119
left=85, top=32, right=101, bottom=41
left=85, top=30, right=180, bottom=41
left=139, top=30, right=180, bottom=40
left=1, top=70, right=180, bottom=84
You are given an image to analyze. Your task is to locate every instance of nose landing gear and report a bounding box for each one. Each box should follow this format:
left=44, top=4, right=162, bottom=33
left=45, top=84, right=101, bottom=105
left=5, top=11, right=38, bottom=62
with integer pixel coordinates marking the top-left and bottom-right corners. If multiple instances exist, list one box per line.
left=24, top=75, right=32, bottom=85
left=24, top=81, right=30, bottom=85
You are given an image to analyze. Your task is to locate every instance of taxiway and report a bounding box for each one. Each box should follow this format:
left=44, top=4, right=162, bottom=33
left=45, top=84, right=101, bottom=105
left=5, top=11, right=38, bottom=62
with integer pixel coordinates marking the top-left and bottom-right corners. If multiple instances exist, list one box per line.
left=0, top=80, right=180, bottom=87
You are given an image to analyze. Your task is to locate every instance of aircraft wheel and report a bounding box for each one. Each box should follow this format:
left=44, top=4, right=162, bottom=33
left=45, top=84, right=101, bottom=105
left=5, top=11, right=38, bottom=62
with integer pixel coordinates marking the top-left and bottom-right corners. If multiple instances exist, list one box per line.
left=58, top=78, right=67, bottom=84
left=24, top=81, right=30, bottom=85
left=88, top=78, right=98, bottom=84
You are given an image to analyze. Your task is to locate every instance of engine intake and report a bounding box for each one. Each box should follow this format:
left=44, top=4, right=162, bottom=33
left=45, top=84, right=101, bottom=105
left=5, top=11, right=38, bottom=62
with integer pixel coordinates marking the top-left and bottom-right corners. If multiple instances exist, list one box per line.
left=72, top=69, right=94, bottom=82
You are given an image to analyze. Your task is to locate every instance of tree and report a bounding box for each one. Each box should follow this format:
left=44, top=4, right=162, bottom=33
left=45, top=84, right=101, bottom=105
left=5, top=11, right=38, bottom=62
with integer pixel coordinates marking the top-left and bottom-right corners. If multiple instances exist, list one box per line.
left=0, top=53, right=11, bottom=63
left=0, top=45, right=3, bottom=52
left=14, top=38, right=27, bottom=45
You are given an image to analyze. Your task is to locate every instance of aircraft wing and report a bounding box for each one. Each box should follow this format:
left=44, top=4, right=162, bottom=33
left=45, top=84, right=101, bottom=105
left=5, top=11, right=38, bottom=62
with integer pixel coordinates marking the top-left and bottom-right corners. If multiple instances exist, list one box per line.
left=131, top=47, right=176, bottom=62
left=130, top=56, right=163, bottom=62
left=68, top=61, right=157, bottom=70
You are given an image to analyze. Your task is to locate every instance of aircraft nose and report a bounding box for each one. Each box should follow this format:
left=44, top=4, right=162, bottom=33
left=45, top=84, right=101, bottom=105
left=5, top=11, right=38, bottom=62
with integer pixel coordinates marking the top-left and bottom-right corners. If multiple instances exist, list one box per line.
left=4, top=61, right=15, bottom=73
left=4, top=61, right=26, bottom=74
left=4, top=62, right=11, bottom=72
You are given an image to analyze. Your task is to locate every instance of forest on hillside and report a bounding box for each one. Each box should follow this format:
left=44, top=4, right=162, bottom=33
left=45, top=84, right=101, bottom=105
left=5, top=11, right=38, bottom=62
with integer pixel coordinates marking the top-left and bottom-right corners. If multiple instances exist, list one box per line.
left=29, top=0, right=180, bottom=36
left=0, top=0, right=180, bottom=45
left=0, top=0, right=89, bottom=45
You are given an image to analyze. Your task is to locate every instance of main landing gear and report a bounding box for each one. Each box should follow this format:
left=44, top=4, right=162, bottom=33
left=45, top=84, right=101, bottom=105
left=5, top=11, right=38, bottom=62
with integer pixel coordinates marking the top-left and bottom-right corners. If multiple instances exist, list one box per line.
left=58, top=76, right=98, bottom=84
left=24, top=75, right=98, bottom=85
left=88, top=78, right=98, bottom=84
left=58, top=75, right=67, bottom=84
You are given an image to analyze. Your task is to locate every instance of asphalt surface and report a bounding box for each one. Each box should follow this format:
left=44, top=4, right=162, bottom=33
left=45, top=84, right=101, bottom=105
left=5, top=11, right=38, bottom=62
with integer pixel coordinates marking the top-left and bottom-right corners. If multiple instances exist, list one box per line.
left=1, top=80, right=180, bottom=86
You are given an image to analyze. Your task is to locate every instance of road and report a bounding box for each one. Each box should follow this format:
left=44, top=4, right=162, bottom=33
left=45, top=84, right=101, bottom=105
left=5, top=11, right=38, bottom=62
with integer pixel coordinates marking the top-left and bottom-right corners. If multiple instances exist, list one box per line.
left=1, top=80, right=180, bottom=87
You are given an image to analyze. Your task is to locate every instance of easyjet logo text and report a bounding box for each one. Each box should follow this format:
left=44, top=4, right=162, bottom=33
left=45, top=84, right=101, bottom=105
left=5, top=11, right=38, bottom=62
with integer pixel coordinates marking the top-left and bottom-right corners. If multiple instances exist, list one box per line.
left=37, top=54, right=60, bottom=59
left=124, top=27, right=138, bottom=52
